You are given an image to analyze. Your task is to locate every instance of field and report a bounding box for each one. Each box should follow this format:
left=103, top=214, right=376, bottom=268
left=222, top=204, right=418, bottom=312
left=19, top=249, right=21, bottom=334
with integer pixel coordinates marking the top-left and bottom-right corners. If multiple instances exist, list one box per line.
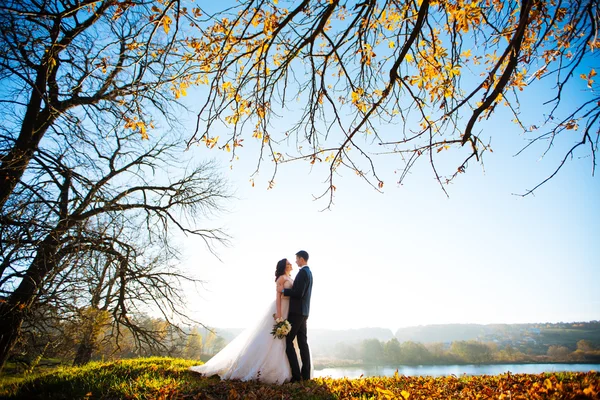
left=0, top=357, right=598, bottom=399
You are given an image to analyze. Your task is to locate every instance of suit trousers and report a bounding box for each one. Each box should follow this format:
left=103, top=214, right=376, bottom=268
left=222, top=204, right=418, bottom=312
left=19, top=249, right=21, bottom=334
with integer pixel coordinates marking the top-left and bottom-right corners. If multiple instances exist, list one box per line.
left=285, top=312, right=310, bottom=381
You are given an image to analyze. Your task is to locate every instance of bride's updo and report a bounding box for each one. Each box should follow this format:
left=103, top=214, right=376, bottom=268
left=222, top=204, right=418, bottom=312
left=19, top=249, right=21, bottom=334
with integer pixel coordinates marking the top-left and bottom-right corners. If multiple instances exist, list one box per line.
left=275, top=258, right=288, bottom=281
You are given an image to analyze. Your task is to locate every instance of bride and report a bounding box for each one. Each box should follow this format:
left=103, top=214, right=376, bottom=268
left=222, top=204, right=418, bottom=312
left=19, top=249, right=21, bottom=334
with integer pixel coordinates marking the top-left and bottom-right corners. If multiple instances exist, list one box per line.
left=190, top=258, right=309, bottom=384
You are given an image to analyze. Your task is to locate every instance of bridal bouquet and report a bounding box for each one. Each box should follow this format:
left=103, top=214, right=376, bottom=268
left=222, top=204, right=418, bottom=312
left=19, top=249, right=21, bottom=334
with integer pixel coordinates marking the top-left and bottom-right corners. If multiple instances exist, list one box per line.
left=271, top=315, right=292, bottom=339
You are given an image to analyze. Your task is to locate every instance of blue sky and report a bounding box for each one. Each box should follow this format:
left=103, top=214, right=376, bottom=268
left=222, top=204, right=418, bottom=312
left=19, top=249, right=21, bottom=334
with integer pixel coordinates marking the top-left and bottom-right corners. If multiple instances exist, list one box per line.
left=1, top=0, right=596, bottom=336
left=177, top=91, right=599, bottom=332
left=171, top=2, right=599, bottom=332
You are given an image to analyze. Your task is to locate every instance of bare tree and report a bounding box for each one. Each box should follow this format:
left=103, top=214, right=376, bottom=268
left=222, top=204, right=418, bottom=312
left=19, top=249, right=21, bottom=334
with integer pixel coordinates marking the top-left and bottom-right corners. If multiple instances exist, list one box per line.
left=0, top=0, right=194, bottom=210
left=0, top=123, right=230, bottom=370
left=0, top=0, right=234, bottom=371
left=186, top=0, right=599, bottom=204
left=38, top=221, right=203, bottom=366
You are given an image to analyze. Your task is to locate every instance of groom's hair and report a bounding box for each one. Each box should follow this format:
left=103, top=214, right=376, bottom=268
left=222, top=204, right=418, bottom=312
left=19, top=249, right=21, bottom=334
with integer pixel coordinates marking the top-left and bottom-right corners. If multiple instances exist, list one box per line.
left=296, top=250, right=309, bottom=262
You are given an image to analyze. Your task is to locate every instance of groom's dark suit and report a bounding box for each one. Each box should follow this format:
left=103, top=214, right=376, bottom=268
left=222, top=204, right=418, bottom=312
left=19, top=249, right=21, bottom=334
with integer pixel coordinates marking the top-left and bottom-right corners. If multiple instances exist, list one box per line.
left=282, top=265, right=312, bottom=381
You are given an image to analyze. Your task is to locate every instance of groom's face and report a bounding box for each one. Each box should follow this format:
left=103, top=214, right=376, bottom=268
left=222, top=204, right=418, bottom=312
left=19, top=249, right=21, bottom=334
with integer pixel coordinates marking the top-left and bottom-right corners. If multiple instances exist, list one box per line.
left=295, top=255, right=306, bottom=267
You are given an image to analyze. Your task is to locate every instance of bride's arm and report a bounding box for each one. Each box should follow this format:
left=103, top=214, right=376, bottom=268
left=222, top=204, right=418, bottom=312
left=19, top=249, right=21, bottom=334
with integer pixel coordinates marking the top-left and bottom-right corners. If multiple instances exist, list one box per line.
left=275, top=276, right=285, bottom=319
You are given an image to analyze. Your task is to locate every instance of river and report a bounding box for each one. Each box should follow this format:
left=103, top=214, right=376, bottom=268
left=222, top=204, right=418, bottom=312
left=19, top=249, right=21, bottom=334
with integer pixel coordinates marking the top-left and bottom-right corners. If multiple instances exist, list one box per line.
left=314, top=363, right=600, bottom=379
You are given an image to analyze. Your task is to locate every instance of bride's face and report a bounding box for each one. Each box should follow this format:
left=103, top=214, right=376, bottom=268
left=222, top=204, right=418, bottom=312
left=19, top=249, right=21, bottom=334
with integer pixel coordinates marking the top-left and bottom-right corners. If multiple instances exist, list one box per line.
left=285, top=260, right=293, bottom=275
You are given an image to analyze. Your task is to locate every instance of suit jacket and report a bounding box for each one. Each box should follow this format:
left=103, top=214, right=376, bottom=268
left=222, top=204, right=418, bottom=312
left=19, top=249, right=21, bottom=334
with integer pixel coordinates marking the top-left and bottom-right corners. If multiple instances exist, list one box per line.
left=283, top=266, right=312, bottom=316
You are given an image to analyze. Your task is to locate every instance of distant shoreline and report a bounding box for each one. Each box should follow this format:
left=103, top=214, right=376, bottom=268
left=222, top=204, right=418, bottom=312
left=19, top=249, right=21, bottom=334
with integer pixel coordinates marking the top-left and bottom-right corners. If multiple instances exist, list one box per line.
left=313, top=360, right=600, bottom=370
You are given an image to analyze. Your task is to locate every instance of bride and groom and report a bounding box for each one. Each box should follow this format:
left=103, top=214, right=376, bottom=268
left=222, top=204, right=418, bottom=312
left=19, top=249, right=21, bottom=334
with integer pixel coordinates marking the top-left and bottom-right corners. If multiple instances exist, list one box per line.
left=190, top=250, right=313, bottom=384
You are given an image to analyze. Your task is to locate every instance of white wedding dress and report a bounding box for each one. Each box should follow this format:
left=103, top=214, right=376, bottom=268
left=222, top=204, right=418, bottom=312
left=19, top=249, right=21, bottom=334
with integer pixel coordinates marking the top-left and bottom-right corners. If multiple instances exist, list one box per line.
left=190, top=277, right=311, bottom=384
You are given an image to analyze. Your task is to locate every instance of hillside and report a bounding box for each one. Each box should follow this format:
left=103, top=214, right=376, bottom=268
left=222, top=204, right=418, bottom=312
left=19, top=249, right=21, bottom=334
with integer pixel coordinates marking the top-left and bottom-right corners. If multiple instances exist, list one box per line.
left=394, top=321, right=600, bottom=350
left=395, top=324, right=487, bottom=343
left=0, top=358, right=598, bottom=399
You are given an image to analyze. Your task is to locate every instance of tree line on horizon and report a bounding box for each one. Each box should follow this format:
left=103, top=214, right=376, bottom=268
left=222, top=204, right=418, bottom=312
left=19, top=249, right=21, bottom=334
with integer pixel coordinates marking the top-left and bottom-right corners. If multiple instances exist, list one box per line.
left=318, top=321, right=600, bottom=366
left=5, top=313, right=600, bottom=373
left=331, top=337, right=600, bottom=367
left=6, top=311, right=226, bottom=374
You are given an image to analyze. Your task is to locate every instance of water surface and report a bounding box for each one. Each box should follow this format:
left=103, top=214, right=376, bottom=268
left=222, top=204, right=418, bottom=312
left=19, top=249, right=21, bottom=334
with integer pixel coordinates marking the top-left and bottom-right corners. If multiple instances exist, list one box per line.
left=314, top=363, right=600, bottom=379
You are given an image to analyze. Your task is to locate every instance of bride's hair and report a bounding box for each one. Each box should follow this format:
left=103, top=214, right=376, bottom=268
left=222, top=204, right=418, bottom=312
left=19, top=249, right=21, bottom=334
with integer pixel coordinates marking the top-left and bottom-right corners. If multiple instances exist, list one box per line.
left=275, top=259, right=288, bottom=281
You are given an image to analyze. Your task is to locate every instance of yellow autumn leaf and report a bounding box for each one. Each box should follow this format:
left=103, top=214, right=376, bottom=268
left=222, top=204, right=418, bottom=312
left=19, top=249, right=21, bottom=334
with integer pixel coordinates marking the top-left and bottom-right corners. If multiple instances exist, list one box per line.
left=251, top=14, right=260, bottom=28
left=565, top=120, right=578, bottom=130
left=388, top=41, right=395, bottom=48
left=351, top=91, right=360, bottom=103
left=162, top=15, right=172, bottom=34
left=584, top=386, right=596, bottom=396
left=139, top=124, right=148, bottom=140
left=376, top=386, right=395, bottom=396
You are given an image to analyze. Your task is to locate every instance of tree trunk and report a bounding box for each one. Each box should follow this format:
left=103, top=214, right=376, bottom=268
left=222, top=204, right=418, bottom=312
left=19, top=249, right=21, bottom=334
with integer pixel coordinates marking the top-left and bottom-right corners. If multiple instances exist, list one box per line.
left=0, top=105, right=57, bottom=212
left=73, top=329, right=95, bottom=366
left=72, top=308, right=104, bottom=366
left=0, top=233, right=62, bottom=371
left=0, top=55, right=53, bottom=211
left=0, top=306, right=27, bottom=371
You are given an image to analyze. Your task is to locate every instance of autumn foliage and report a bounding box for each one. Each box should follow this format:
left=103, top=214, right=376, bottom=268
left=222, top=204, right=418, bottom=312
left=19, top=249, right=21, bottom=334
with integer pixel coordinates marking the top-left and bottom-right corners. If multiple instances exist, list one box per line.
left=1, top=358, right=599, bottom=399
left=182, top=0, right=599, bottom=201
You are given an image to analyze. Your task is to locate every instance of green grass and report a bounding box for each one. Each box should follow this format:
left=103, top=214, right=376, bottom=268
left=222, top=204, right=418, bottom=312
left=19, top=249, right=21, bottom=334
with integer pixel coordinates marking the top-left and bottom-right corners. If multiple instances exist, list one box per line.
left=1, top=357, right=598, bottom=399
left=0, top=357, right=335, bottom=399
left=0, top=357, right=207, bottom=400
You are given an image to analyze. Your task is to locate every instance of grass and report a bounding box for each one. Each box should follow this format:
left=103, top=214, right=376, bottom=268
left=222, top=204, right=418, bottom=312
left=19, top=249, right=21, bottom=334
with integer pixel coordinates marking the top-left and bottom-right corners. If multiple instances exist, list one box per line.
left=0, top=357, right=598, bottom=399
left=0, top=357, right=206, bottom=400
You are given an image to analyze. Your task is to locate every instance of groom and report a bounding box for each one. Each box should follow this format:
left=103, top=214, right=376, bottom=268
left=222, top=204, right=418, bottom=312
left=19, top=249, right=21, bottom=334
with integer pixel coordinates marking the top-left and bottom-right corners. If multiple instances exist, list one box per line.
left=282, top=250, right=313, bottom=382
